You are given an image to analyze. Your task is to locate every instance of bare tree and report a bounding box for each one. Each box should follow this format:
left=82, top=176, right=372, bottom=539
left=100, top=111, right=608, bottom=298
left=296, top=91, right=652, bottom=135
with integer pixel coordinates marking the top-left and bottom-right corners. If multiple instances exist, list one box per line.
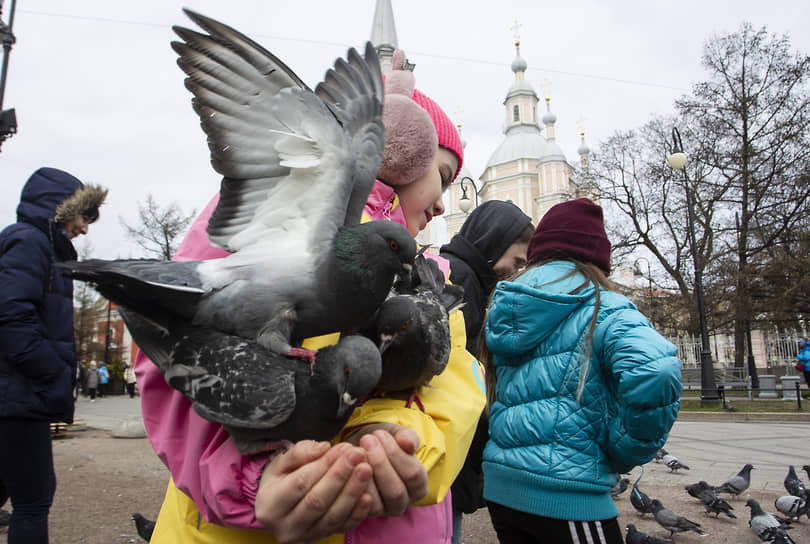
left=72, top=241, right=107, bottom=365
left=678, top=23, right=810, bottom=365
left=593, top=23, right=810, bottom=350
left=120, top=194, right=196, bottom=259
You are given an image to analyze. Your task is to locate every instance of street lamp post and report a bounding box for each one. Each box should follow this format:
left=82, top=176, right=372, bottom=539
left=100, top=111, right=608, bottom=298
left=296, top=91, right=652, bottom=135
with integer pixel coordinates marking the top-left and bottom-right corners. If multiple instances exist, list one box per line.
left=668, top=127, right=719, bottom=402
left=458, top=176, right=479, bottom=214
left=634, top=257, right=653, bottom=320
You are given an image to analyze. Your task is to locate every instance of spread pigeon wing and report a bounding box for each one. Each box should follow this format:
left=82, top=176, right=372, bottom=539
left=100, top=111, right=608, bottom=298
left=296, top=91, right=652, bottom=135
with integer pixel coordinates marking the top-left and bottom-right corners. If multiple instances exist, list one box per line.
left=172, top=8, right=385, bottom=260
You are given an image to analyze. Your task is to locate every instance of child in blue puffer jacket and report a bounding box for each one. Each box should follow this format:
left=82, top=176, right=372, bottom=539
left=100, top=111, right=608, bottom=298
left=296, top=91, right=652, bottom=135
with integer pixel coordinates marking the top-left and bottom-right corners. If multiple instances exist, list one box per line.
left=482, top=198, right=682, bottom=544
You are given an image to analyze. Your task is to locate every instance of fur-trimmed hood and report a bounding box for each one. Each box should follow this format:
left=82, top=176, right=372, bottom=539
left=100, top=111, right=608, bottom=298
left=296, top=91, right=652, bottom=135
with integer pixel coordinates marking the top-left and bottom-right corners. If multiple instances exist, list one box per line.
left=54, top=183, right=108, bottom=224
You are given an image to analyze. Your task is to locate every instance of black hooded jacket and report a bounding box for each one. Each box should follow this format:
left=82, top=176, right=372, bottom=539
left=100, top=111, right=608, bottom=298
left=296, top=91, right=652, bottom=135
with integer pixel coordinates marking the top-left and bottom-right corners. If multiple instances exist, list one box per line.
left=440, top=200, right=532, bottom=355
left=440, top=200, right=532, bottom=513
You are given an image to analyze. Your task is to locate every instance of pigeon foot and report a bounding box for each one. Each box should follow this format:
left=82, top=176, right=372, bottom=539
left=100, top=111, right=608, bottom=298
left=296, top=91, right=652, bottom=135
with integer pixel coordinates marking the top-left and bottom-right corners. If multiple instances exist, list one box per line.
left=404, top=390, right=425, bottom=412
left=287, top=347, right=318, bottom=374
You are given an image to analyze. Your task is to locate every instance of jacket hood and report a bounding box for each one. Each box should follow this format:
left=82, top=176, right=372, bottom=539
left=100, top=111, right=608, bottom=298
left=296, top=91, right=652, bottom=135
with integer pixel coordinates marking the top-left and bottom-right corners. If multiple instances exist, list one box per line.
left=17, top=168, right=85, bottom=232
left=486, top=261, right=597, bottom=356
left=443, top=200, right=532, bottom=265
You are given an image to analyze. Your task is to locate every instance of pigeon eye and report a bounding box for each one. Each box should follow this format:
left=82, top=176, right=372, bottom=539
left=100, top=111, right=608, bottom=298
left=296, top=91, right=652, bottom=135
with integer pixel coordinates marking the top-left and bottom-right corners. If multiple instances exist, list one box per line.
left=389, top=240, right=399, bottom=251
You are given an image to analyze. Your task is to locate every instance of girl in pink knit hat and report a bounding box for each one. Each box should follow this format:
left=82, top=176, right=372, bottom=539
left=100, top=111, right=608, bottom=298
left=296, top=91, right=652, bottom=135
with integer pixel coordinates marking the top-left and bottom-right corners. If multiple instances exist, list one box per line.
left=138, top=46, right=482, bottom=544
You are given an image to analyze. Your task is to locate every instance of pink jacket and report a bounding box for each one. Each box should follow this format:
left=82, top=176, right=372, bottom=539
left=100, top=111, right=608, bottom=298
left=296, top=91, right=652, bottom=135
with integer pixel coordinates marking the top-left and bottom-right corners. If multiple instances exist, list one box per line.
left=136, top=181, right=465, bottom=542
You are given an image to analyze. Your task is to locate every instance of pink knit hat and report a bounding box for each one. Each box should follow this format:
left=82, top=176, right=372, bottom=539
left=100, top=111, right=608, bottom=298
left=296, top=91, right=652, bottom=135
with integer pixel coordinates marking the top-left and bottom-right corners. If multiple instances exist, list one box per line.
left=527, top=198, right=612, bottom=274
left=377, top=50, right=463, bottom=186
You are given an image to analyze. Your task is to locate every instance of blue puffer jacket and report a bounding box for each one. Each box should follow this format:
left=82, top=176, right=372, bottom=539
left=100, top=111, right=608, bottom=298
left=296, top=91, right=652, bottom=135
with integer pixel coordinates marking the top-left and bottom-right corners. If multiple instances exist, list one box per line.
left=0, top=168, right=82, bottom=423
left=483, top=261, right=682, bottom=521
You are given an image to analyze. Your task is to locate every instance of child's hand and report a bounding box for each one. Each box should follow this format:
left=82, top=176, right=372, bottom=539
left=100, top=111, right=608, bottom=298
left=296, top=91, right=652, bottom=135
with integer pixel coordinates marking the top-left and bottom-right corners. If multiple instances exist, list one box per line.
left=255, top=440, right=373, bottom=543
left=346, top=423, right=429, bottom=517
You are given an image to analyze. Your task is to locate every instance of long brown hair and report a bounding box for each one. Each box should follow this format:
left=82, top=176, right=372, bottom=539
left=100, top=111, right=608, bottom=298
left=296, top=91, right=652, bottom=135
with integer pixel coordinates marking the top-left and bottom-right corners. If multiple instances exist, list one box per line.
left=482, top=257, right=613, bottom=412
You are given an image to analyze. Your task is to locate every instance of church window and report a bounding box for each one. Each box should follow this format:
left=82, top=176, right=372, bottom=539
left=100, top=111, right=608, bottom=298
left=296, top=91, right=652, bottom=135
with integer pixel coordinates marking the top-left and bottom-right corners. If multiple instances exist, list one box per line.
left=513, top=105, right=519, bottom=122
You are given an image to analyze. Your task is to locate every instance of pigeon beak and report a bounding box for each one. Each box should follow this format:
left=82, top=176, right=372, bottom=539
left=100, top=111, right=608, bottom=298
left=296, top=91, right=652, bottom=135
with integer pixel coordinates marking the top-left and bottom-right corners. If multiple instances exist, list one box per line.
left=342, top=392, right=357, bottom=406
left=378, top=333, right=394, bottom=354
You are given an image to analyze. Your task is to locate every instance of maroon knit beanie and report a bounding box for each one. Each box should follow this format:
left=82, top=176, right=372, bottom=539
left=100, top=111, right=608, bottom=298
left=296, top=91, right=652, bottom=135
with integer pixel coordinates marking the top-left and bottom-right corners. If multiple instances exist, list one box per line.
left=527, top=198, right=612, bottom=274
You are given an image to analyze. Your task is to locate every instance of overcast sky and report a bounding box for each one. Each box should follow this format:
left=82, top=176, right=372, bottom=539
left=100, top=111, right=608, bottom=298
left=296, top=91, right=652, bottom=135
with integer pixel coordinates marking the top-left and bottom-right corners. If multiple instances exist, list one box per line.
left=2, top=1, right=808, bottom=259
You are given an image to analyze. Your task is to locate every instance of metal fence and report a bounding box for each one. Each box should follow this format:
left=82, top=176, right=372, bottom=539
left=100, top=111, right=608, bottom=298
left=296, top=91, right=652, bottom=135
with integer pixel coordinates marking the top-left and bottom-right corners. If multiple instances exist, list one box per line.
left=666, top=328, right=808, bottom=387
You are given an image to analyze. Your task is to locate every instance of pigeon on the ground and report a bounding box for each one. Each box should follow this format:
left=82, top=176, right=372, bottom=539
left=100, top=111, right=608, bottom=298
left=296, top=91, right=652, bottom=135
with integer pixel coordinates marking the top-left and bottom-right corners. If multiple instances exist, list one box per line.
left=662, top=453, right=689, bottom=472
left=746, top=498, right=795, bottom=543
left=131, top=513, right=155, bottom=542
left=364, top=250, right=463, bottom=409
left=630, top=467, right=655, bottom=517
left=650, top=499, right=708, bottom=538
left=784, top=465, right=808, bottom=500
left=59, top=9, right=416, bottom=366
left=610, top=477, right=630, bottom=498
left=774, top=495, right=809, bottom=521
left=717, top=463, right=754, bottom=497
left=121, top=309, right=382, bottom=454
left=685, top=480, right=719, bottom=500
left=685, top=480, right=735, bottom=518
left=625, top=524, right=674, bottom=544
left=654, top=448, right=668, bottom=462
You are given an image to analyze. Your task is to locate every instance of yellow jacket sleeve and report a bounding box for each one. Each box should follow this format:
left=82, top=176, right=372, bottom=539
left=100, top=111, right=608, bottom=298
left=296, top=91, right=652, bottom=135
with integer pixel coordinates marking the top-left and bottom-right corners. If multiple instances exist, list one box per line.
left=337, top=310, right=486, bottom=505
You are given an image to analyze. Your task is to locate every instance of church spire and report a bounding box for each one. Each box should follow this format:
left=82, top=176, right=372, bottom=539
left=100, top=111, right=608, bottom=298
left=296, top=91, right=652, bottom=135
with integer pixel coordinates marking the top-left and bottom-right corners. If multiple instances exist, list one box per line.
left=370, top=0, right=403, bottom=73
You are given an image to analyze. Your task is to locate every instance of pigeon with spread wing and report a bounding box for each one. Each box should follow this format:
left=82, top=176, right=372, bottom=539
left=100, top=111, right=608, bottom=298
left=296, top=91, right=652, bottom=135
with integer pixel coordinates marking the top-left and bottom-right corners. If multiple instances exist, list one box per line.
left=59, top=9, right=416, bottom=361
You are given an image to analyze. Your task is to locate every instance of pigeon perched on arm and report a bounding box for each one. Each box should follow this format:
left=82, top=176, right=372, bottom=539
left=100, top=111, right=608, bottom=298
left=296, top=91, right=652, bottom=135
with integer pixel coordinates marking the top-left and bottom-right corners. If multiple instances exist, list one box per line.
left=610, top=477, right=630, bottom=498
left=131, top=513, right=155, bottom=542
left=650, top=499, right=708, bottom=538
left=625, top=524, right=674, bottom=544
left=59, top=9, right=416, bottom=365
left=662, top=453, right=689, bottom=472
left=784, top=465, right=808, bottom=500
left=120, top=309, right=382, bottom=454
left=717, top=463, right=754, bottom=497
left=364, top=250, right=464, bottom=409
left=746, top=498, right=795, bottom=543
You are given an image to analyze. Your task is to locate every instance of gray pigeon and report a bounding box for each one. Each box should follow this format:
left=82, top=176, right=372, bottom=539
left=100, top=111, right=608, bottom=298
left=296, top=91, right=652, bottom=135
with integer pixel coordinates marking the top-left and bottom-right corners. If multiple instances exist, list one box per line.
left=365, top=250, right=464, bottom=409
left=784, top=465, right=808, bottom=500
left=746, top=498, right=795, bottom=543
left=685, top=480, right=735, bottom=518
left=131, top=513, right=155, bottom=542
left=685, top=480, right=719, bottom=500
left=120, top=309, right=382, bottom=454
left=717, top=463, right=754, bottom=497
left=625, top=524, right=674, bottom=544
left=630, top=467, right=655, bottom=517
left=610, top=477, right=630, bottom=498
left=59, top=9, right=416, bottom=364
left=650, top=499, right=708, bottom=538
left=774, top=495, right=809, bottom=521
left=662, top=453, right=689, bottom=472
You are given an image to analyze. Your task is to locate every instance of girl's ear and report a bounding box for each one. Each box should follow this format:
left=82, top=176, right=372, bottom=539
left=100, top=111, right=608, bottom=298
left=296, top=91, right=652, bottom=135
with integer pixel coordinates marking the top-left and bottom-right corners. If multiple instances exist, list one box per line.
left=377, top=49, right=437, bottom=187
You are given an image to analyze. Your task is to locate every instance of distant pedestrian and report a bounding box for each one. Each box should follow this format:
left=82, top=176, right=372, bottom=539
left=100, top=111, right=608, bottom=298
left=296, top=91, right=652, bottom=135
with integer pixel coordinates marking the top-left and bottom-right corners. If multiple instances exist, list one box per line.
left=797, top=338, right=810, bottom=389
left=0, top=167, right=107, bottom=543
left=123, top=363, right=137, bottom=398
left=85, top=362, right=99, bottom=401
left=97, top=362, right=109, bottom=398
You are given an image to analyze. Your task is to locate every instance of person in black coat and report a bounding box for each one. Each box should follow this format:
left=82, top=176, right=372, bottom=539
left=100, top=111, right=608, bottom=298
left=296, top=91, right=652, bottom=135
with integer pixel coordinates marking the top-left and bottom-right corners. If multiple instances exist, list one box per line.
left=0, top=167, right=107, bottom=543
left=440, top=200, right=532, bottom=544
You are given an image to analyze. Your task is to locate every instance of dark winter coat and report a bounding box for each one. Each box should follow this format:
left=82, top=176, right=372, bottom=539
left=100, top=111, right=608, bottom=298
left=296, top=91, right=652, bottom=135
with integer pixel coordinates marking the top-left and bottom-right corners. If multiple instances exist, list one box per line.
left=0, top=168, right=84, bottom=423
left=440, top=200, right=532, bottom=513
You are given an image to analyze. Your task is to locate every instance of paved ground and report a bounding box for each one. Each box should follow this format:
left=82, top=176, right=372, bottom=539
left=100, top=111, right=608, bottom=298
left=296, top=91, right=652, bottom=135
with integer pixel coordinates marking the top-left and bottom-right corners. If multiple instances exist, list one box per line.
left=12, top=395, right=806, bottom=543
